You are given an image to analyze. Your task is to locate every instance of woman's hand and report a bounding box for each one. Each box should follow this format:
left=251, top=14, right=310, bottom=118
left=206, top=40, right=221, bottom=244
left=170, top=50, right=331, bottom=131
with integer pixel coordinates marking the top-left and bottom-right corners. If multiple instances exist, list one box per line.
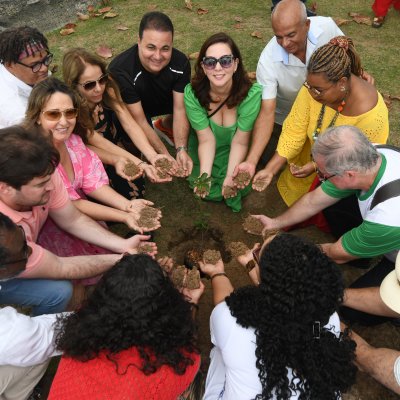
left=232, top=162, right=255, bottom=189
left=182, top=281, right=205, bottom=305
left=142, top=163, right=173, bottom=183
left=125, top=199, right=154, bottom=214
left=222, top=176, right=238, bottom=199
left=289, top=162, right=316, bottom=178
left=158, top=256, right=175, bottom=275
left=176, top=149, right=193, bottom=177
left=252, top=169, right=274, bottom=192
left=122, top=235, right=157, bottom=257
left=198, top=258, right=224, bottom=279
left=114, top=157, right=143, bottom=181
left=237, top=243, right=261, bottom=286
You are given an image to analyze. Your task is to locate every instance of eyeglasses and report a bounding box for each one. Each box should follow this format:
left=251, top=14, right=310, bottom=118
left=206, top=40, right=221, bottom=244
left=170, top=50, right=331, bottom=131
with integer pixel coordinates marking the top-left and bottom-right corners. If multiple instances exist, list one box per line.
left=41, top=108, right=78, bottom=121
left=303, top=81, right=335, bottom=97
left=78, top=73, right=109, bottom=91
left=315, top=165, right=337, bottom=182
left=0, top=226, right=29, bottom=267
left=16, top=53, right=53, bottom=73
left=202, top=55, right=234, bottom=70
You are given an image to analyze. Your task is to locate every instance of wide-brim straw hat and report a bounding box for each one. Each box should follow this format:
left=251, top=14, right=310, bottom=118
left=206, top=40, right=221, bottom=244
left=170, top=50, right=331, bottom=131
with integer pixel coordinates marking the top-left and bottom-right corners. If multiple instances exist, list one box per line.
left=380, top=252, right=400, bottom=314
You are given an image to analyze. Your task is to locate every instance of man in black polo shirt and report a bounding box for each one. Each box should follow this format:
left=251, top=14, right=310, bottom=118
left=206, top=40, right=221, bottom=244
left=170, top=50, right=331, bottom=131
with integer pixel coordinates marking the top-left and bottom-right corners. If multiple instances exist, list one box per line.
left=109, top=11, right=192, bottom=176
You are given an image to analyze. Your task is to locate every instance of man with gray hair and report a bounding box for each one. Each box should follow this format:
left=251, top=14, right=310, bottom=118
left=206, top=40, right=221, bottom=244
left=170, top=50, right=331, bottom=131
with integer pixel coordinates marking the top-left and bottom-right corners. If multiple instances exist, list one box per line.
left=254, top=125, right=400, bottom=325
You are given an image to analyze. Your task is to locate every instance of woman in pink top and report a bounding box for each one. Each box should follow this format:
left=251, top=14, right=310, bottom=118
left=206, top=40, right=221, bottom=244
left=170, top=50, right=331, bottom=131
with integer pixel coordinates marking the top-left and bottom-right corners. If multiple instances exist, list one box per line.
left=24, top=77, right=161, bottom=261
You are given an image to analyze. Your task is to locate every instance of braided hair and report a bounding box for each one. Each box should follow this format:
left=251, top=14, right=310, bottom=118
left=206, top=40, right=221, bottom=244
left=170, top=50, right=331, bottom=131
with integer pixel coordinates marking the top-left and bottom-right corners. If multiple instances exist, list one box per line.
left=0, top=26, right=48, bottom=64
left=307, top=36, right=362, bottom=82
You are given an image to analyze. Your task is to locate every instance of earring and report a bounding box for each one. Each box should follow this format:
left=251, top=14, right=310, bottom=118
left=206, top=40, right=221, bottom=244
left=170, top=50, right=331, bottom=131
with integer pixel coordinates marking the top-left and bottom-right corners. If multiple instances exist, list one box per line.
left=340, top=86, right=346, bottom=92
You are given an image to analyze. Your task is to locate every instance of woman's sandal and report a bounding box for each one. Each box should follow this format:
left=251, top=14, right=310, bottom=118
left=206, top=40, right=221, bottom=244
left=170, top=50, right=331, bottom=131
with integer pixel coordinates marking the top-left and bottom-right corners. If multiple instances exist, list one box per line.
left=372, top=16, right=385, bottom=28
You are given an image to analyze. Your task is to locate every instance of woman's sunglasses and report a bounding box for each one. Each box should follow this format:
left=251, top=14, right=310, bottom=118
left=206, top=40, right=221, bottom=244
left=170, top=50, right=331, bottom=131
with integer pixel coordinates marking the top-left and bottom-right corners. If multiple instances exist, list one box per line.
left=78, top=73, right=109, bottom=91
left=41, top=108, right=78, bottom=121
left=202, top=55, right=234, bottom=70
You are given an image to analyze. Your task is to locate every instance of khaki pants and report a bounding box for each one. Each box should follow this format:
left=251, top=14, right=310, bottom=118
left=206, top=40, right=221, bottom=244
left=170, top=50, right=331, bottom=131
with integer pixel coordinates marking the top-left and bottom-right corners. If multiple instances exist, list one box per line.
left=0, top=360, right=49, bottom=400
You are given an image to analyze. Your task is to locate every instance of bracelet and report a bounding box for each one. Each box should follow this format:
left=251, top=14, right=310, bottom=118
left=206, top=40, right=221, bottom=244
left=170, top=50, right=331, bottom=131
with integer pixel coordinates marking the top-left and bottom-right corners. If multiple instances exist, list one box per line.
left=191, top=303, right=199, bottom=310
left=245, top=259, right=256, bottom=273
left=175, top=146, right=188, bottom=153
left=210, top=272, right=228, bottom=281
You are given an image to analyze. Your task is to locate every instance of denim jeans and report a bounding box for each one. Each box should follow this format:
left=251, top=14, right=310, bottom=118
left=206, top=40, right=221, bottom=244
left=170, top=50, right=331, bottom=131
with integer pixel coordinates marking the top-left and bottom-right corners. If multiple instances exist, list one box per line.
left=0, top=278, right=72, bottom=316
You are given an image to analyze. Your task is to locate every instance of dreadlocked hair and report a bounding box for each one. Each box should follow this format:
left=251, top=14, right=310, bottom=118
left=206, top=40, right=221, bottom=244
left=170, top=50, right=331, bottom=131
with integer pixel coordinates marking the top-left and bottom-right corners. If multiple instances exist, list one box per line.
left=307, top=36, right=363, bottom=82
left=0, top=26, right=48, bottom=64
left=226, top=233, right=357, bottom=400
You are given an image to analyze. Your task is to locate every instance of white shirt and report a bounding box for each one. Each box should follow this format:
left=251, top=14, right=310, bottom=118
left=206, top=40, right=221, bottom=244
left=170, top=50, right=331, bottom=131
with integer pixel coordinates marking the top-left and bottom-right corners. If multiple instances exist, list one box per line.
left=0, top=306, right=63, bottom=367
left=256, top=16, right=343, bottom=125
left=0, top=64, right=32, bottom=129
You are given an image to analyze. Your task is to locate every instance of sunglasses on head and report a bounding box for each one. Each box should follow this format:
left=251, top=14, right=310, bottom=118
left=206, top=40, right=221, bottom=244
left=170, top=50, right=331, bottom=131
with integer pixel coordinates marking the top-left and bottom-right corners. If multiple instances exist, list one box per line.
left=41, top=108, right=78, bottom=121
left=202, top=55, right=234, bottom=70
left=78, top=73, right=109, bottom=91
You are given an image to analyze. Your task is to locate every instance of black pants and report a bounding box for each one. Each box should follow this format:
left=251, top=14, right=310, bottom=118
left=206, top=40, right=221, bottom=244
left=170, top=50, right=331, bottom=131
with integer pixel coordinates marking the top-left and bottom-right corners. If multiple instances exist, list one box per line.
left=340, top=257, right=395, bottom=326
left=258, top=123, right=282, bottom=167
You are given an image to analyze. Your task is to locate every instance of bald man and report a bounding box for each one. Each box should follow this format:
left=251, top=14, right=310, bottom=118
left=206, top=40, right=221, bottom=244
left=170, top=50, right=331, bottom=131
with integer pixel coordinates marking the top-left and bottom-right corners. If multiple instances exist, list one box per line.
left=234, top=0, right=342, bottom=180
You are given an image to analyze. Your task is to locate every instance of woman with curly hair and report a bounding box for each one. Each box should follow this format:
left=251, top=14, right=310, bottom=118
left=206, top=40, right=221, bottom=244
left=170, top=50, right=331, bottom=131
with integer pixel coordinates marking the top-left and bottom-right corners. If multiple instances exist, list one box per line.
left=48, top=254, right=202, bottom=399
left=184, top=32, right=262, bottom=212
left=200, top=233, right=356, bottom=399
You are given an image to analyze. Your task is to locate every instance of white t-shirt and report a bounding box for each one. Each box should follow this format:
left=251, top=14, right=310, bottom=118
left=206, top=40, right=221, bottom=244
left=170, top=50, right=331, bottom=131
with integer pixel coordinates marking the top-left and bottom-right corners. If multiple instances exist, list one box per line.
left=0, top=306, right=63, bottom=367
left=0, top=64, right=32, bottom=129
left=256, top=16, right=343, bottom=125
left=204, top=301, right=341, bottom=400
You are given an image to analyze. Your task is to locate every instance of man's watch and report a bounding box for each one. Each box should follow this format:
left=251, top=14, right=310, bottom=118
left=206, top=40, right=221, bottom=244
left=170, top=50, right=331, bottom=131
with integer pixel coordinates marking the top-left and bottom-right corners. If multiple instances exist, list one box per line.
left=175, top=146, right=187, bottom=153
left=245, top=259, right=256, bottom=273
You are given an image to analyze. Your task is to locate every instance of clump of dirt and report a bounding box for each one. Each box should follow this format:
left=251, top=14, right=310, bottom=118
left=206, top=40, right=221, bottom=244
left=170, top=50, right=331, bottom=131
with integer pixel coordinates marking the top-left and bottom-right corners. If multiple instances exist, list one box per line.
left=185, top=249, right=204, bottom=269
left=252, top=180, right=267, bottom=191
left=228, top=241, right=250, bottom=257
left=124, top=162, right=140, bottom=177
left=155, top=158, right=174, bottom=176
left=137, top=243, right=154, bottom=254
left=243, top=215, right=264, bottom=236
left=233, top=171, right=251, bottom=186
left=203, top=249, right=221, bottom=264
left=170, top=265, right=201, bottom=289
left=175, top=167, right=186, bottom=177
left=223, top=185, right=237, bottom=198
left=185, top=267, right=201, bottom=289
left=137, top=207, right=160, bottom=229
left=170, top=265, right=187, bottom=287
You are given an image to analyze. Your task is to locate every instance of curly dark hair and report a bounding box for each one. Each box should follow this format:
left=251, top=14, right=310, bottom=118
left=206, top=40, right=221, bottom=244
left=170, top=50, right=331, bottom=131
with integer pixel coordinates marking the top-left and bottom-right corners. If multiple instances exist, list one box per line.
left=55, top=254, right=199, bottom=375
left=226, top=233, right=356, bottom=400
left=0, top=26, right=48, bottom=64
left=191, top=32, right=252, bottom=111
left=0, top=212, right=16, bottom=265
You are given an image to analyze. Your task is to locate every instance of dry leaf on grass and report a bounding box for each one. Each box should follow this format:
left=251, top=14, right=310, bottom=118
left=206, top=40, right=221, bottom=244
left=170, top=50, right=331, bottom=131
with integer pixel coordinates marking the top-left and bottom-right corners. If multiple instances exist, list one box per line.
left=188, top=51, right=199, bottom=60
left=96, top=45, right=113, bottom=59
left=247, top=71, right=257, bottom=80
left=197, top=8, right=208, bottom=15
left=234, top=23, right=243, bottom=29
left=234, top=16, right=242, bottom=22
left=60, top=28, right=75, bottom=36
left=251, top=31, right=262, bottom=39
left=63, top=23, right=76, bottom=29
left=77, top=13, right=90, bottom=21
left=87, top=5, right=95, bottom=13
left=98, top=6, right=112, bottom=13
left=103, top=12, right=118, bottom=19
left=310, top=1, right=317, bottom=12
left=348, top=12, right=372, bottom=25
left=185, top=0, right=193, bottom=10
left=147, top=4, right=157, bottom=10
left=116, top=25, right=129, bottom=31
left=334, top=18, right=352, bottom=26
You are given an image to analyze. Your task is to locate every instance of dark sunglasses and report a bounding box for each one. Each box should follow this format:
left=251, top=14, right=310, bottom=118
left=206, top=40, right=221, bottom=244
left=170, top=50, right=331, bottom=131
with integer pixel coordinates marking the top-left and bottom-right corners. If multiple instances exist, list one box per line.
left=41, top=108, right=78, bottom=122
left=0, top=226, right=29, bottom=267
left=16, top=53, right=53, bottom=73
left=202, top=55, right=234, bottom=70
left=78, top=73, right=109, bottom=91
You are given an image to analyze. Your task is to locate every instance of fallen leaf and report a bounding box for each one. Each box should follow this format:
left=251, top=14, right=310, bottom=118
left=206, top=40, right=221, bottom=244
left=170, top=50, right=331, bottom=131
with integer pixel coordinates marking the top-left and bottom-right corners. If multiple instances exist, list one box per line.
left=197, top=8, right=208, bottom=15
left=334, top=17, right=352, bottom=26
left=87, top=5, right=95, bottom=13
left=234, top=23, right=243, bottom=29
left=63, top=23, right=76, bottom=29
left=60, top=28, right=75, bottom=36
left=348, top=12, right=360, bottom=17
left=247, top=71, right=256, bottom=80
left=310, top=1, right=317, bottom=12
left=98, top=6, right=112, bottom=13
left=94, top=13, right=102, bottom=17
left=234, top=16, right=242, bottom=22
left=77, top=12, right=90, bottom=21
left=352, top=15, right=372, bottom=25
left=103, top=12, right=118, bottom=18
left=147, top=4, right=157, bottom=10
left=251, top=31, right=262, bottom=39
left=96, top=45, right=113, bottom=59
left=50, top=64, right=58, bottom=74
left=188, top=51, right=199, bottom=60
left=116, top=25, right=129, bottom=31
left=185, top=0, right=193, bottom=10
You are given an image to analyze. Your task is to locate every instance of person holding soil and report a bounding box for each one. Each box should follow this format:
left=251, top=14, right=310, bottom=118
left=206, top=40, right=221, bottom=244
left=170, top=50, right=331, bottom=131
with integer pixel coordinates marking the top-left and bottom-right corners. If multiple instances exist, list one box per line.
left=252, top=36, right=388, bottom=207
left=62, top=48, right=176, bottom=200
left=200, top=233, right=356, bottom=400
left=184, top=32, right=262, bottom=212
left=48, top=254, right=203, bottom=400
left=24, top=77, right=161, bottom=260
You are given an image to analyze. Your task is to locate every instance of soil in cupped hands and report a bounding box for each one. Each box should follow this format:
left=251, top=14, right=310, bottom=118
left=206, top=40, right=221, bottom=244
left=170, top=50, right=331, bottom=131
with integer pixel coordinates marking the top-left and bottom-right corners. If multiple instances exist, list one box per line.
left=155, top=158, right=174, bottom=175
left=232, top=171, right=251, bottom=187
left=228, top=241, right=250, bottom=257
left=137, top=243, right=154, bottom=254
left=203, top=249, right=222, bottom=264
left=243, top=215, right=264, bottom=236
left=124, top=162, right=140, bottom=177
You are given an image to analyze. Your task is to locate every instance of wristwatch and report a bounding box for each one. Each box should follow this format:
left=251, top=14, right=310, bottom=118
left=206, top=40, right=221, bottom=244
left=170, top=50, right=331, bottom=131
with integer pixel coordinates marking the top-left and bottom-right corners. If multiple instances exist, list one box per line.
left=245, top=259, right=256, bottom=273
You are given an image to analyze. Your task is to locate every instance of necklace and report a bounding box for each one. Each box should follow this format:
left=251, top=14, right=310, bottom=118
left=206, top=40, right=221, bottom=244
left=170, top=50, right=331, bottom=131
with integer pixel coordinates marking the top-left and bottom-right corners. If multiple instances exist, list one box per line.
left=312, top=98, right=346, bottom=141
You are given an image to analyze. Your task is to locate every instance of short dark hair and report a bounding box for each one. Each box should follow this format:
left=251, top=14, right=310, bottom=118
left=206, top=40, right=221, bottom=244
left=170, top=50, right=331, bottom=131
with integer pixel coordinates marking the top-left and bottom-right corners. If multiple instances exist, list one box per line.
left=139, top=12, right=174, bottom=39
left=0, top=125, right=60, bottom=190
left=0, top=26, right=48, bottom=64
left=0, top=213, right=16, bottom=266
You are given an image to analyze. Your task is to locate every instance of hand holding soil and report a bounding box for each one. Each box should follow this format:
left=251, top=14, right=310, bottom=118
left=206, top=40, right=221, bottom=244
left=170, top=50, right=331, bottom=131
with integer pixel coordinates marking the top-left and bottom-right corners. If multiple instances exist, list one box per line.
left=289, top=162, right=315, bottom=178
left=252, top=169, right=273, bottom=192
left=136, top=206, right=162, bottom=231
left=193, top=173, right=212, bottom=198
left=243, top=215, right=265, bottom=236
left=233, top=162, right=256, bottom=189
left=228, top=241, right=250, bottom=258
left=124, top=161, right=141, bottom=179
left=137, top=242, right=157, bottom=257
left=232, top=171, right=251, bottom=188
left=222, top=175, right=238, bottom=199
left=155, top=157, right=176, bottom=178
left=170, top=265, right=201, bottom=289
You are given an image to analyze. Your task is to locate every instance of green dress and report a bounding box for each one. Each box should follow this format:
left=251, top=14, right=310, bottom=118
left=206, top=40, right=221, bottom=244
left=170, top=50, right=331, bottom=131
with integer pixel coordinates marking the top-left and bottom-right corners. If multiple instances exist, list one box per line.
left=184, top=83, right=262, bottom=212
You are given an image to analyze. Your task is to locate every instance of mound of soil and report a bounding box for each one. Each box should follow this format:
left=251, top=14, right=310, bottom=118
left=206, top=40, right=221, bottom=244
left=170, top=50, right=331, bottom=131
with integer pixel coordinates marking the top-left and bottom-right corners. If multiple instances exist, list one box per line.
left=136, top=206, right=160, bottom=229
left=170, top=265, right=201, bottom=289
left=233, top=171, right=251, bottom=186
left=185, top=248, right=203, bottom=269
left=223, top=185, right=237, bottom=198
left=252, top=180, right=267, bottom=191
left=243, top=215, right=264, bottom=236
left=203, top=249, right=221, bottom=264
left=228, top=241, right=250, bottom=257
left=124, top=162, right=140, bottom=177
left=155, top=158, right=174, bottom=175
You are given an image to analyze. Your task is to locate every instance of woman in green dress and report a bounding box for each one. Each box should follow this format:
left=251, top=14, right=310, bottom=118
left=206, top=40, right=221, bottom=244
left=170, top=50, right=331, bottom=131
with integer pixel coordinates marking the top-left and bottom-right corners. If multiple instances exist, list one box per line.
left=184, top=32, right=261, bottom=212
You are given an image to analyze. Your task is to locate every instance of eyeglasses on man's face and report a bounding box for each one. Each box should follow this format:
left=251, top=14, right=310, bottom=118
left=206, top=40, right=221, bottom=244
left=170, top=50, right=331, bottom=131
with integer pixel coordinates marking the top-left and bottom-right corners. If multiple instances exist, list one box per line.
left=16, top=53, right=53, bottom=73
